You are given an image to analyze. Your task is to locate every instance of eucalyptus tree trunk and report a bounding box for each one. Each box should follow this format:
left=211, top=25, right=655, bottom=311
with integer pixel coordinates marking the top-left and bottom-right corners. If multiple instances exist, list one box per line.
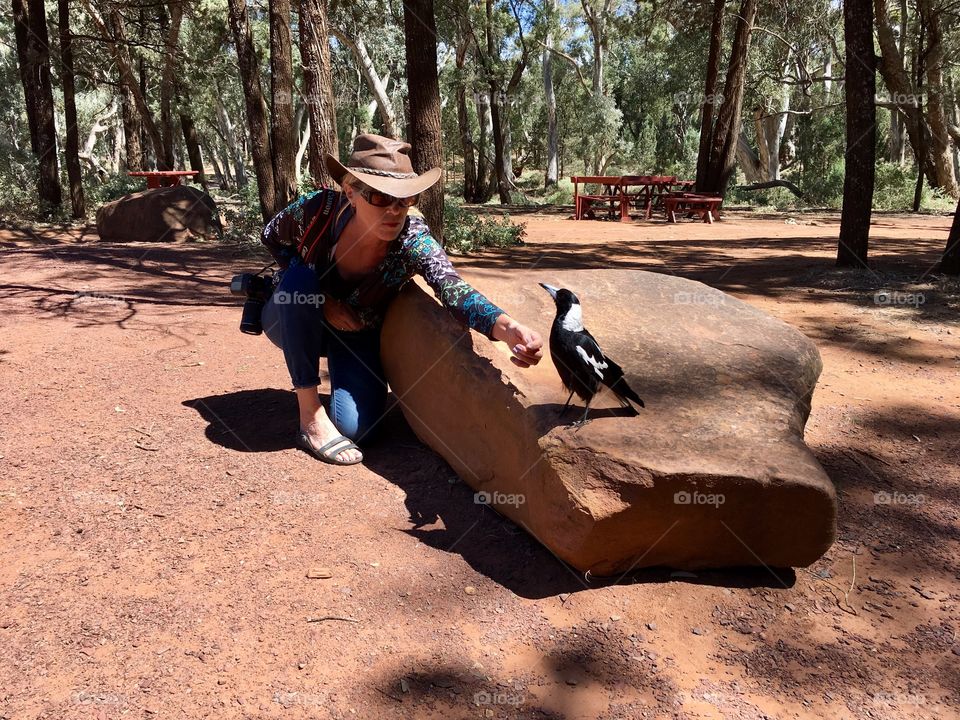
left=83, top=2, right=167, bottom=169
left=838, top=0, right=876, bottom=267
left=698, top=0, right=758, bottom=195
left=543, top=0, right=558, bottom=189
left=299, top=0, right=338, bottom=187
left=12, top=0, right=62, bottom=212
left=159, top=0, right=183, bottom=170
left=270, top=0, right=298, bottom=209
left=403, top=0, right=445, bottom=241
left=227, top=0, right=277, bottom=220
left=454, top=41, right=477, bottom=201
left=331, top=28, right=398, bottom=138
left=874, top=0, right=936, bottom=186
left=214, top=87, right=247, bottom=188
left=695, top=0, right=725, bottom=191
left=474, top=90, right=495, bottom=201
left=942, top=198, right=960, bottom=275
left=58, top=0, right=84, bottom=217
left=919, top=0, right=958, bottom=197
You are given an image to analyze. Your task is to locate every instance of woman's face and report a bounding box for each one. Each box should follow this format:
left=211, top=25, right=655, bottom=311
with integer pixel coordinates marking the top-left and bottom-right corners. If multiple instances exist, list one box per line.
left=344, top=180, right=411, bottom=244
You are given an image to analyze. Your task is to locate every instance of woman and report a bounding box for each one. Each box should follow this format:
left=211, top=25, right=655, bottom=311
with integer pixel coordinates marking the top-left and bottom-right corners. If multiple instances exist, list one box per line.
left=260, top=134, right=543, bottom=465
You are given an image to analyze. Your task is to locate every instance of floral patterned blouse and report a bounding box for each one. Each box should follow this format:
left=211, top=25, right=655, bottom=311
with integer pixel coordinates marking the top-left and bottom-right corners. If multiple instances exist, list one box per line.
left=261, top=189, right=504, bottom=337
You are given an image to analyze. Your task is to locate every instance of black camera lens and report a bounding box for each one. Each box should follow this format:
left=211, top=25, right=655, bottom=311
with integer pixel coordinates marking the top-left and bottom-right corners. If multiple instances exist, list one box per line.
left=239, top=298, right=266, bottom=335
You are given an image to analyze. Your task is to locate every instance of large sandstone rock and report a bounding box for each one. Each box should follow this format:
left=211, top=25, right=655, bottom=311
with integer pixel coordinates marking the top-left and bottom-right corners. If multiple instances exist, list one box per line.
left=96, top=185, right=222, bottom=242
left=381, top=269, right=836, bottom=575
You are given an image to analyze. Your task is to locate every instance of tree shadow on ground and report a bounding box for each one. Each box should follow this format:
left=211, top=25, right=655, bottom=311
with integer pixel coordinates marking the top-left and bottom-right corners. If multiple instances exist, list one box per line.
left=361, top=622, right=681, bottom=718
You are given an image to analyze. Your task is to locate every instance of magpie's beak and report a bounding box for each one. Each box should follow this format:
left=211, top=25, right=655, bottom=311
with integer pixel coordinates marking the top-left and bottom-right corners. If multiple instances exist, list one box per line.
left=539, top=283, right=559, bottom=300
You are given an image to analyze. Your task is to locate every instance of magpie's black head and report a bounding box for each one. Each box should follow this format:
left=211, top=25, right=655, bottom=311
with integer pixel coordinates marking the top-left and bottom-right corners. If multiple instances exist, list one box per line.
left=539, top=283, right=580, bottom=310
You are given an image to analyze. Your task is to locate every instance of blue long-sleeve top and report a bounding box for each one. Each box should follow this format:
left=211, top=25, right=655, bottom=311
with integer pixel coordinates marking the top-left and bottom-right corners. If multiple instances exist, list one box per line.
left=261, top=189, right=505, bottom=338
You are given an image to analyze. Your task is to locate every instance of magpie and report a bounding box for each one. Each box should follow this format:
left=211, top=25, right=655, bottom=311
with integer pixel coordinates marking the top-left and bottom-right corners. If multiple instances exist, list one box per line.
left=540, top=283, right=644, bottom=426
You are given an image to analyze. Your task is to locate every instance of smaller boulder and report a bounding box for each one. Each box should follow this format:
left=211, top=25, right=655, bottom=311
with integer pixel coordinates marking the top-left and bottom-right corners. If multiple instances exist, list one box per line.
left=96, top=185, right=222, bottom=243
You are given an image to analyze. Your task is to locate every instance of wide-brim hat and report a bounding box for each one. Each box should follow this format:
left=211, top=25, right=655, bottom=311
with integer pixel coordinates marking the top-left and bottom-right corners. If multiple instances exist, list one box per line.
left=325, top=133, right=441, bottom=198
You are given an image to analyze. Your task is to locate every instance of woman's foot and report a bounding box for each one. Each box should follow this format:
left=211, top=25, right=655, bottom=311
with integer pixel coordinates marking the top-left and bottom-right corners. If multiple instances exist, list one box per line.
left=295, top=387, right=362, bottom=464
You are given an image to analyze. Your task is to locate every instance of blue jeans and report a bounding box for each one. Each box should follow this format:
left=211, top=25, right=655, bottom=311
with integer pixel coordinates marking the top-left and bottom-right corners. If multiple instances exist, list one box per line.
left=261, top=259, right=387, bottom=443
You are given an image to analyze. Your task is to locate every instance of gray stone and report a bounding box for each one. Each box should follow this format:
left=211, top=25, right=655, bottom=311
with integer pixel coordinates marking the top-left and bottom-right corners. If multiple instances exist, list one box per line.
left=380, top=269, right=836, bottom=574
left=96, top=185, right=221, bottom=243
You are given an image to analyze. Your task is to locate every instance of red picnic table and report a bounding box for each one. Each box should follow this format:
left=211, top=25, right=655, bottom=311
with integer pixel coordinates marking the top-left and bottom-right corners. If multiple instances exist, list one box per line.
left=128, top=170, right=198, bottom=189
left=572, top=175, right=697, bottom=221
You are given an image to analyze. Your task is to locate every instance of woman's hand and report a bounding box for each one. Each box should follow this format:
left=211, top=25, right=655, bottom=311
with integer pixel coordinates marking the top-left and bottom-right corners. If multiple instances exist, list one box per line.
left=323, top=297, right=364, bottom=332
left=493, top=314, right=543, bottom=368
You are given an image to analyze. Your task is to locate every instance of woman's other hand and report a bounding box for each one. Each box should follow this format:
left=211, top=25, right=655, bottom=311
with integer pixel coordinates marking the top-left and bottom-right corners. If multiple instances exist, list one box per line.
left=493, top=314, right=543, bottom=368
left=323, top=297, right=364, bottom=332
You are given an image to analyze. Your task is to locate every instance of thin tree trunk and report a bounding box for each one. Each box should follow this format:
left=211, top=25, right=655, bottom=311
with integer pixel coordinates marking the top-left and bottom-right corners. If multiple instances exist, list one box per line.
left=159, top=1, right=183, bottom=170
left=941, top=197, right=960, bottom=274
left=403, top=0, right=445, bottom=240
left=214, top=86, right=247, bottom=188
left=838, top=0, right=876, bottom=267
left=475, top=90, right=494, bottom=201
left=543, top=0, right=558, bottom=189
left=180, top=111, right=208, bottom=192
left=455, top=41, right=477, bottom=201
left=227, top=0, right=277, bottom=220
left=331, top=28, right=398, bottom=138
left=874, top=0, right=936, bottom=186
left=13, top=0, right=63, bottom=213
left=270, top=0, right=297, bottom=209
left=919, top=0, right=958, bottom=197
left=83, top=2, right=167, bottom=169
left=294, top=102, right=309, bottom=184
left=58, top=0, right=84, bottom=217
left=299, top=0, right=338, bottom=187
left=695, top=0, right=725, bottom=191
left=700, top=0, right=758, bottom=195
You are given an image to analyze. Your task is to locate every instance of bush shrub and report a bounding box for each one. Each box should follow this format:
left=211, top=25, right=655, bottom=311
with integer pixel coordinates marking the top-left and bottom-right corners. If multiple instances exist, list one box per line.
left=443, top=198, right=525, bottom=254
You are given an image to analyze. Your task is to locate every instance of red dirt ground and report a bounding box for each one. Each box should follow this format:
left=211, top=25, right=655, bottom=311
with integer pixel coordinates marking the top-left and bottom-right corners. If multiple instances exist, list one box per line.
left=1, top=209, right=958, bottom=720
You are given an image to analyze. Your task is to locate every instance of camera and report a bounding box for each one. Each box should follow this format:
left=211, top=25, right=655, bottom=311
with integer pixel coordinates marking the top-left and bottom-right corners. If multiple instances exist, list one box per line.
left=230, top=272, right=274, bottom=335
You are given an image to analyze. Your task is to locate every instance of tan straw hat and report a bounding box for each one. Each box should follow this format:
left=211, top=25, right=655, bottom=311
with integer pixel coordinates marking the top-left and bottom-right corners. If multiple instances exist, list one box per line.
left=325, top=133, right=441, bottom=198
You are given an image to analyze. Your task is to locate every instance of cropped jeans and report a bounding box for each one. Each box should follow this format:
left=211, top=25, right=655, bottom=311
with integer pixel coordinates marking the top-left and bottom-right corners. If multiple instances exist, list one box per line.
left=261, top=258, right=388, bottom=442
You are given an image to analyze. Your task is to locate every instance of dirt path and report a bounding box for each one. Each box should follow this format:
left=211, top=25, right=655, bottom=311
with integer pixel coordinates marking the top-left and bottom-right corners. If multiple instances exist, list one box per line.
left=1, top=211, right=958, bottom=720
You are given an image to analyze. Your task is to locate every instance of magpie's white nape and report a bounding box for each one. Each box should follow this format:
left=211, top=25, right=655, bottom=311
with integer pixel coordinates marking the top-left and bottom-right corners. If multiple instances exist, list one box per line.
left=540, top=282, right=644, bottom=427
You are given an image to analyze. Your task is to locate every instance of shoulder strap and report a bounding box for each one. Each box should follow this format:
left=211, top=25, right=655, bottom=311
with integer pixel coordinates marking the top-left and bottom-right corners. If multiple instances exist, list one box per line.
left=296, top=189, right=339, bottom=265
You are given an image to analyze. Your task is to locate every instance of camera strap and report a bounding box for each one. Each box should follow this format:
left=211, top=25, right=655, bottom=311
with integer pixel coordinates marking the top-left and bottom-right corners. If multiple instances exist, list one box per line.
left=297, top=190, right=339, bottom=265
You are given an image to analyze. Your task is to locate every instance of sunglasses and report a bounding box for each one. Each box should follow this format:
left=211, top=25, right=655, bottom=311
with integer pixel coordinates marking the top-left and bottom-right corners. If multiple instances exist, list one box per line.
left=357, top=186, right=419, bottom=208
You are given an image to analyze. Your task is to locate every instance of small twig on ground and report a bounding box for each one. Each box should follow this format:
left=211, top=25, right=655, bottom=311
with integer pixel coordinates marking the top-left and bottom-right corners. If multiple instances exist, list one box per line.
left=135, top=440, right=160, bottom=451
left=801, top=554, right=858, bottom=615
left=129, top=427, right=153, bottom=437
left=376, top=687, right=403, bottom=703
left=306, top=615, right=360, bottom=624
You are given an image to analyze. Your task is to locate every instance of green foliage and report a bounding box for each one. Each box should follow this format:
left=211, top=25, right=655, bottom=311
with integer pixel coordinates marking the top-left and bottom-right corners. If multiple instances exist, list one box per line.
left=218, top=181, right=266, bottom=244
left=86, top=174, right=143, bottom=207
left=443, top=199, right=526, bottom=254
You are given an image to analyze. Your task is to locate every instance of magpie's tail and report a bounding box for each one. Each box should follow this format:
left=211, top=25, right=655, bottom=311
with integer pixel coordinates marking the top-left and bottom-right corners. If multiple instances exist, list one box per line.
left=603, top=358, right=645, bottom=409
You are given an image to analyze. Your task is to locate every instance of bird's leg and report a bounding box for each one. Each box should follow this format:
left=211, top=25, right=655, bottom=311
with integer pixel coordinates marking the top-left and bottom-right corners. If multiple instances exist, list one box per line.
left=560, top=389, right=575, bottom=414
left=571, top=397, right=594, bottom=429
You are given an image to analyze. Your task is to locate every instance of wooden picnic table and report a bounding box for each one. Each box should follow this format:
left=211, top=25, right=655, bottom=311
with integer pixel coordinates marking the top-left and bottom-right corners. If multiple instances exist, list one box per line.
left=572, top=175, right=698, bottom=221
left=128, top=170, right=198, bottom=189
left=663, top=192, right=723, bottom=224
left=571, top=175, right=631, bottom=222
